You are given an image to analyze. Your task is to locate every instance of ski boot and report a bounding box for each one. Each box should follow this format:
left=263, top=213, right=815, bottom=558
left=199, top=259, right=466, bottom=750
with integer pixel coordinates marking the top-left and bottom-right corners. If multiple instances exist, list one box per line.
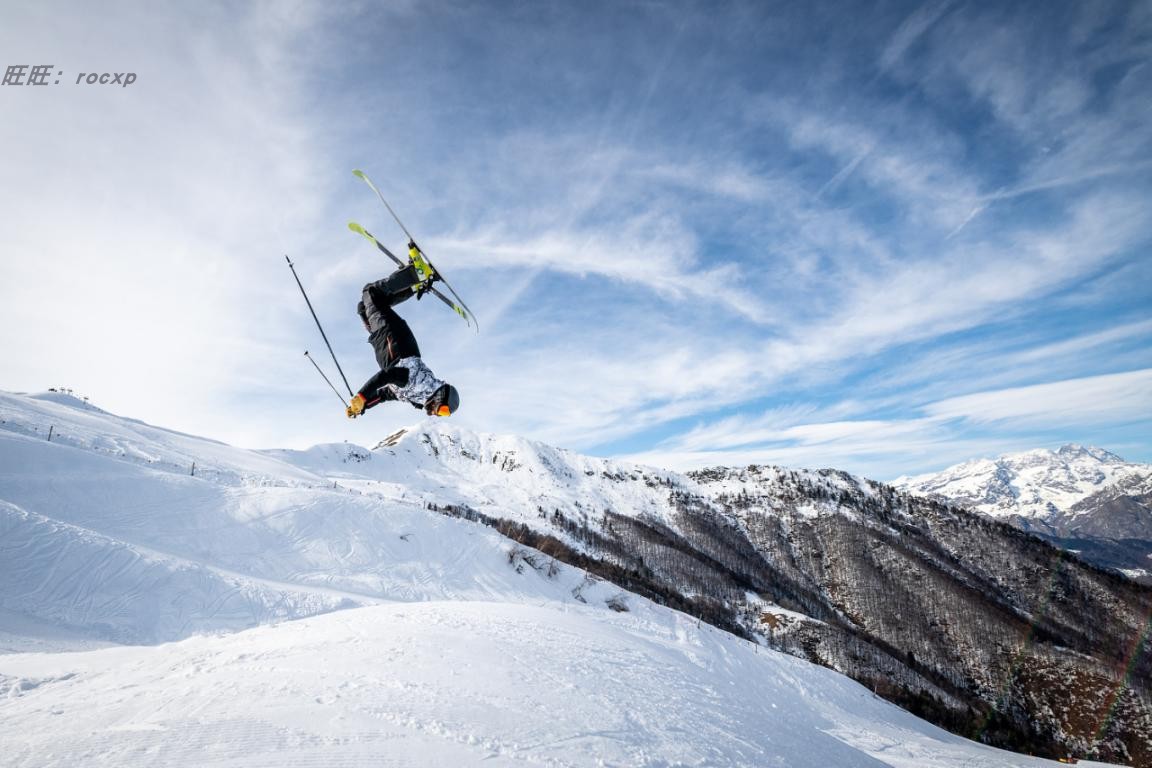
left=408, top=241, right=439, bottom=299
left=408, top=241, right=435, bottom=283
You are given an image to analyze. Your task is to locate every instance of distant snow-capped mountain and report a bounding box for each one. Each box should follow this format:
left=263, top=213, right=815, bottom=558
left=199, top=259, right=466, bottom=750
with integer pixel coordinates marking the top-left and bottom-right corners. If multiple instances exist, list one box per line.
left=2, top=391, right=1150, bottom=765
left=895, top=445, right=1146, bottom=526
left=895, top=445, right=1152, bottom=585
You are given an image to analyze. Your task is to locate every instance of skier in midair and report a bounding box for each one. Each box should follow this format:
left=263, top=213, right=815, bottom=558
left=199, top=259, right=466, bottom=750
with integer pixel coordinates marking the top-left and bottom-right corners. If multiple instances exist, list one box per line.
left=345, top=245, right=460, bottom=419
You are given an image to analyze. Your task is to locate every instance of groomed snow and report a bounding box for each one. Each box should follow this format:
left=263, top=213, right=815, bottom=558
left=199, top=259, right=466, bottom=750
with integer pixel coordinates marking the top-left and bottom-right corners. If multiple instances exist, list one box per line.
left=2, top=600, right=1073, bottom=768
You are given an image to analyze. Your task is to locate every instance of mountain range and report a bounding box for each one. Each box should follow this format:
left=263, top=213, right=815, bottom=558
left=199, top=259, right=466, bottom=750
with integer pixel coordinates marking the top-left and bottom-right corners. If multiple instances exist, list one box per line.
left=896, top=445, right=1152, bottom=582
left=1, top=389, right=1148, bottom=766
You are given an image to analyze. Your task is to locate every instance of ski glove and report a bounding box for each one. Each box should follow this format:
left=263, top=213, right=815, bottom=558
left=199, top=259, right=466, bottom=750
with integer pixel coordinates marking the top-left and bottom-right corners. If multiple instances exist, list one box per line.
left=346, top=393, right=367, bottom=419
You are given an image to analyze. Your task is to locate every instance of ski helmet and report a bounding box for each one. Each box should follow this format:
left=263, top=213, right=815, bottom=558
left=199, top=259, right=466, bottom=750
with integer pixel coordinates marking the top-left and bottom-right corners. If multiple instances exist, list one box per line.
left=425, top=383, right=460, bottom=417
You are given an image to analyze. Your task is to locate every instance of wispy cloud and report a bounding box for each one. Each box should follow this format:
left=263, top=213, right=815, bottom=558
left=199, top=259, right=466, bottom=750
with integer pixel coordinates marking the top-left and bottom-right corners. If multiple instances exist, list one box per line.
left=0, top=1, right=340, bottom=447
left=3, top=0, right=1148, bottom=479
left=436, top=218, right=771, bottom=324
left=625, top=368, right=1152, bottom=479
left=981, top=161, right=1152, bottom=203
left=878, top=0, right=957, bottom=73
left=365, top=12, right=1149, bottom=469
left=925, top=369, right=1152, bottom=428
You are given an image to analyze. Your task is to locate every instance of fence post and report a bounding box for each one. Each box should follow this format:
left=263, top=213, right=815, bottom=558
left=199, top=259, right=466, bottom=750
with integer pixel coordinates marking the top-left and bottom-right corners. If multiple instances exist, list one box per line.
left=47, top=426, right=54, bottom=442
left=191, top=462, right=196, bottom=477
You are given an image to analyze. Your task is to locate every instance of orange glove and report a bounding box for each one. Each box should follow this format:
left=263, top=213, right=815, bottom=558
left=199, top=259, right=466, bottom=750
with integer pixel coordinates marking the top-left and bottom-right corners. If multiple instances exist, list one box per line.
left=346, top=394, right=366, bottom=419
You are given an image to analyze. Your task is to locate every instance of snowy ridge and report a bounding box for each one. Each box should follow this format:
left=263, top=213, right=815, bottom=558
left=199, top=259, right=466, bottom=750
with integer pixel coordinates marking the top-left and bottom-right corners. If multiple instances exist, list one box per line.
left=0, top=390, right=318, bottom=487
left=894, top=445, right=1149, bottom=522
left=0, top=391, right=1137, bottom=766
left=893, top=444, right=1152, bottom=582
left=270, top=424, right=872, bottom=541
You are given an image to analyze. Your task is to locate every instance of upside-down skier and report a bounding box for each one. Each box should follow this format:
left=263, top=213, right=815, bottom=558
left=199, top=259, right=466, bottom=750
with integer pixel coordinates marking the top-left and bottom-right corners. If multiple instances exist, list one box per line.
left=345, top=244, right=461, bottom=420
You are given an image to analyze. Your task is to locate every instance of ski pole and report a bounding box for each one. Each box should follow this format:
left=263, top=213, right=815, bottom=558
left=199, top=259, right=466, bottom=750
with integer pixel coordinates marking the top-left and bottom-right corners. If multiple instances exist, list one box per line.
left=285, top=255, right=354, bottom=397
left=304, top=351, right=349, bottom=407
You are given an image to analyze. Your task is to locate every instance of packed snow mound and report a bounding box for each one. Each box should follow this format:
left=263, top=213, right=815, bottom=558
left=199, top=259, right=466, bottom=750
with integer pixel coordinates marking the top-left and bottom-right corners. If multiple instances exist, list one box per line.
left=0, top=600, right=1072, bottom=768
left=0, top=499, right=351, bottom=645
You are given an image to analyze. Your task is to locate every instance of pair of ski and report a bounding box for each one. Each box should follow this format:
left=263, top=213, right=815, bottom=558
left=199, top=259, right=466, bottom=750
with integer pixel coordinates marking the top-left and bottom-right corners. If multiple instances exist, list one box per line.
left=349, top=170, right=478, bottom=331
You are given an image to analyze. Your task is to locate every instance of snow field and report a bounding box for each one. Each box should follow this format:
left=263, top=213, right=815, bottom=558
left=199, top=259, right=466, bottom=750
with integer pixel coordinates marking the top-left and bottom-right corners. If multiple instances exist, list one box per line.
left=0, top=600, right=1069, bottom=768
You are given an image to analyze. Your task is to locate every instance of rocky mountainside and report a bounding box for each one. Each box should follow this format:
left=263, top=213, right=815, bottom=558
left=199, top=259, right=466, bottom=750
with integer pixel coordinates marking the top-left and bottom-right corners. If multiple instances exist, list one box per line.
left=323, top=427, right=1152, bottom=766
left=895, top=445, right=1152, bottom=580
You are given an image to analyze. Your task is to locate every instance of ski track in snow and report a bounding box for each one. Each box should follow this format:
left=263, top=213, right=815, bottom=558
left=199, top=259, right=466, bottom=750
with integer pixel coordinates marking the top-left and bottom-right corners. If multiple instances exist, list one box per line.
left=0, top=391, right=1103, bottom=767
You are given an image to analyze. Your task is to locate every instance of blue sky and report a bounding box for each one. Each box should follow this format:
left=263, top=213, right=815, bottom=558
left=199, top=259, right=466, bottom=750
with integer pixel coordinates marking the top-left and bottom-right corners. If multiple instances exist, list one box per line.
left=1, top=0, right=1149, bottom=479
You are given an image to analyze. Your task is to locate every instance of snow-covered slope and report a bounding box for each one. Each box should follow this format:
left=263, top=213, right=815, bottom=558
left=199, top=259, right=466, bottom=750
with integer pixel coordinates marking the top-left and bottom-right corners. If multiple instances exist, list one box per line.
left=2, top=601, right=1080, bottom=768
left=0, top=391, right=1133, bottom=766
left=0, top=392, right=635, bottom=648
left=898, top=446, right=1152, bottom=585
